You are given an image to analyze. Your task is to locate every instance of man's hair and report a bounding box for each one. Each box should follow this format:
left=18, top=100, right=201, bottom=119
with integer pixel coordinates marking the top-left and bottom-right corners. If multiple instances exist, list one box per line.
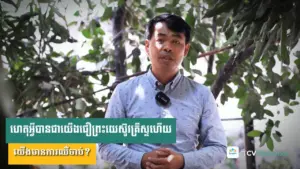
left=145, top=13, right=191, bottom=44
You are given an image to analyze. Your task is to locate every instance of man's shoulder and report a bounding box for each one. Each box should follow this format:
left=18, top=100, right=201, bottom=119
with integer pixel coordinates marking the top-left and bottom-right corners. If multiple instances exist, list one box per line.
left=181, top=76, right=211, bottom=94
left=115, top=73, right=146, bottom=91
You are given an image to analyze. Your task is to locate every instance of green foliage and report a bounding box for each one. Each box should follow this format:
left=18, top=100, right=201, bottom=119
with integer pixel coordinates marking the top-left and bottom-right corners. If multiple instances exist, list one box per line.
left=247, top=130, right=262, bottom=137
left=258, top=157, right=293, bottom=169
left=204, top=0, right=300, bottom=151
left=1, top=0, right=299, bottom=153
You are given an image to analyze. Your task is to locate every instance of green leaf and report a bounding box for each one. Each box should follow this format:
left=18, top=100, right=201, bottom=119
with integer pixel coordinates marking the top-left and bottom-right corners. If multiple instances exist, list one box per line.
left=183, top=57, right=191, bottom=72
left=266, top=137, right=274, bottom=151
left=290, top=101, right=299, bottom=106
left=260, top=133, right=268, bottom=147
left=256, top=1, right=268, bottom=19
left=217, top=52, right=230, bottom=63
left=15, top=0, right=21, bottom=11
left=264, top=109, right=274, bottom=117
left=192, top=69, right=202, bottom=76
left=220, top=93, right=227, bottom=104
left=225, top=23, right=234, bottom=40
left=223, top=28, right=239, bottom=46
left=280, top=19, right=290, bottom=65
left=70, top=56, right=78, bottom=67
left=277, top=85, right=294, bottom=103
left=272, top=133, right=281, bottom=142
left=265, top=120, right=274, bottom=133
left=238, top=94, right=248, bottom=109
left=118, top=0, right=125, bottom=6
left=87, top=0, right=96, bottom=10
left=185, top=9, right=195, bottom=28
left=289, top=76, right=300, bottom=91
left=171, top=0, right=180, bottom=6
left=203, top=73, right=216, bottom=86
left=53, top=7, right=65, bottom=20
left=268, top=71, right=281, bottom=85
left=74, top=10, right=80, bottom=16
left=132, top=55, right=141, bottom=73
left=67, top=21, right=77, bottom=27
left=66, top=50, right=74, bottom=57
left=195, top=26, right=211, bottom=46
left=247, top=130, right=262, bottom=137
left=101, top=73, right=109, bottom=86
left=46, top=105, right=57, bottom=117
left=284, top=106, right=293, bottom=116
left=235, top=86, right=246, bottom=98
left=275, top=120, right=280, bottom=128
left=96, top=27, right=105, bottom=35
left=294, top=51, right=300, bottom=57
left=224, top=84, right=234, bottom=97
left=82, top=28, right=92, bottom=39
left=264, top=96, right=279, bottom=106
left=266, top=119, right=274, bottom=128
left=69, top=88, right=81, bottom=95
left=132, top=47, right=141, bottom=58
left=275, top=131, right=282, bottom=137
left=92, top=38, right=103, bottom=49
left=251, top=41, right=265, bottom=63
left=51, top=20, right=69, bottom=40
left=101, top=7, right=113, bottom=21
left=151, top=0, right=158, bottom=7
left=155, top=7, right=170, bottom=13
left=187, top=48, right=198, bottom=65
left=145, top=9, right=154, bottom=18
left=204, top=0, right=237, bottom=18
left=81, top=53, right=99, bottom=62
left=256, top=76, right=268, bottom=91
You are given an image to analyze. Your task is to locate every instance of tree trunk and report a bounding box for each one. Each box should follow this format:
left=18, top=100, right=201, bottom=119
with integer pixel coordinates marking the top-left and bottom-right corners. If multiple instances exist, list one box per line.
left=112, top=4, right=127, bottom=80
left=207, top=16, right=216, bottom=74
left=1, top=110, right=32, bottom=169
left=244, top=120, right=256, bottom=169
left=211, top=44, right=256, bottom=169
left=211, top=45, right=255, bottom=98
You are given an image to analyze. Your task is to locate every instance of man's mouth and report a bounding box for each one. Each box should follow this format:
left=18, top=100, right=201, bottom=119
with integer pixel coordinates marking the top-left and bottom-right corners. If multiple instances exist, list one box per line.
left=159, top=56, right=173, bottom=60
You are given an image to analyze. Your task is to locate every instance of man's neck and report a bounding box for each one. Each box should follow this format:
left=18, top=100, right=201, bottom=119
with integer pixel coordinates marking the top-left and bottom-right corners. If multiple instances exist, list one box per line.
left=151, top=67, right=178, bottom=85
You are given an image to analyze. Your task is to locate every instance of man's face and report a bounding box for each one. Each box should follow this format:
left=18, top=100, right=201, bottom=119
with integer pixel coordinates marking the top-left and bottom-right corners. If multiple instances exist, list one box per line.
left=145, top=22, right=190, bottom=72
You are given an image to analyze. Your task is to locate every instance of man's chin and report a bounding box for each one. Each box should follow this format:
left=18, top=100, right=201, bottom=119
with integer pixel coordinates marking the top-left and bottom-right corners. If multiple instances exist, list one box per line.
left=158, top=58, right=173, bottom=64
left=156, top=63, right=176, bottom=71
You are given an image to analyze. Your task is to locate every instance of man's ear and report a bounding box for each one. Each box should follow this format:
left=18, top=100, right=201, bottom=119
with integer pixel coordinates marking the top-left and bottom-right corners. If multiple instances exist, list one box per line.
left=184, top=43, right=190, bottom=56
left=145, top=40, right=150, bottom=56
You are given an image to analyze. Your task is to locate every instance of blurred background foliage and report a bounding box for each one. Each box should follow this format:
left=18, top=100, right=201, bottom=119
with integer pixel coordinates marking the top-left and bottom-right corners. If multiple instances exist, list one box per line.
left=1, top=0, right=300, bottom=163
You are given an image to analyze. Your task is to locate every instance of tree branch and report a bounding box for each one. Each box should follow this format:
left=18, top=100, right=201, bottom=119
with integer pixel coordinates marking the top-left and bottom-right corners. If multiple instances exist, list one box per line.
left=15, top=43, right=237, bottom=118
left=211, top=45, right=255, bottom=98
left=16, top=87, right=111, bottom=118
left=16, top=71, right=146, bottom=118
left=80, top=68, right=116, bottom=76
left=207, top=16, right=217, bottom=74
left=198, top=44, right=235, bottom=58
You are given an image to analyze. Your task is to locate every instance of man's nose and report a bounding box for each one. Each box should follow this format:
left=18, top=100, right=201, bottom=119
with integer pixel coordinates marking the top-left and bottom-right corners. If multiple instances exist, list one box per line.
left=163, top=42, right=172, bottom=53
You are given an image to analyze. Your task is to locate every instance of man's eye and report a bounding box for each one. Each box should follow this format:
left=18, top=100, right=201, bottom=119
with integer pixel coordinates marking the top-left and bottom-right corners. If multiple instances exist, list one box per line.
left=157, top=39, right=164, bottom=43
left=173, top=40, right=180, bottom=44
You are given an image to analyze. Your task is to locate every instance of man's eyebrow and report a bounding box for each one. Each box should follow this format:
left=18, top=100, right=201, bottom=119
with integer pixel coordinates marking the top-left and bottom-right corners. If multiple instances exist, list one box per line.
left=171, top=33, right=182, bottom=38
left=157, top=33, right=167, bottom=37
left=157, top=33, right=183, bottom=39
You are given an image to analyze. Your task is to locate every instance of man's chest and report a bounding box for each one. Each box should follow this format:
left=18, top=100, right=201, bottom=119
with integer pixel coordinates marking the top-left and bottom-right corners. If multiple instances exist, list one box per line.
left=125, top=92, right=203, bottom=137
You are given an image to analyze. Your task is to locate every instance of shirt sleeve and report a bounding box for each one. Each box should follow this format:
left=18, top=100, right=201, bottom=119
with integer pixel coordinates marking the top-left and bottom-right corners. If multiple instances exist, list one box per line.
left=182, top=88, right=227, bottom=169
left=98, top=84, right=144, bottom=168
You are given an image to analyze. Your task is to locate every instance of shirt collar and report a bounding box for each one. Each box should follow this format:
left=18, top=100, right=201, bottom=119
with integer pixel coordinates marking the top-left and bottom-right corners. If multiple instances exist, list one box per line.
left=146, top=67, right=182, bottom=91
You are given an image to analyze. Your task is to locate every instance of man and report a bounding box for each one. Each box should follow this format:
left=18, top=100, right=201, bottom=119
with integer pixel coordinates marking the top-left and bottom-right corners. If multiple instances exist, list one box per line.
left=98, top=14, right=227, bottom=169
